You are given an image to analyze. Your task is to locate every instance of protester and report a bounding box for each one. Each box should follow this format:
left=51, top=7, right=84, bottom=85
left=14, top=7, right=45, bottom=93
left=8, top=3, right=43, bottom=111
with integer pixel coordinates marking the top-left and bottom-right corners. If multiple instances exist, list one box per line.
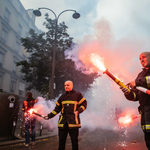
left=22, top=92, right=37, bottom=146
left=44, top=80, right=87, bottom=150
left=121, top=52, right=150, bottom=150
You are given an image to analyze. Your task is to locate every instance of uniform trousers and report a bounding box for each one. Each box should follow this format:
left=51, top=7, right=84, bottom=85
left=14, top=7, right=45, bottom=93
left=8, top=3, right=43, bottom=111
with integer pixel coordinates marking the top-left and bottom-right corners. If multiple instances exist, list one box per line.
left=145, top=132, right=150, bottom=150
left=58, top=123, right=79, bottom=150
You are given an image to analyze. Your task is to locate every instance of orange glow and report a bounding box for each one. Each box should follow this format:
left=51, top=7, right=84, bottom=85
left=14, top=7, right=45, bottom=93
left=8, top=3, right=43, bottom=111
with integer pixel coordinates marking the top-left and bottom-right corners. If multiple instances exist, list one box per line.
left=118, top=115, right=132, bottom=125
left=90, top=53, right=106, bottom=72
left=28, top=108, right=34, bottom=115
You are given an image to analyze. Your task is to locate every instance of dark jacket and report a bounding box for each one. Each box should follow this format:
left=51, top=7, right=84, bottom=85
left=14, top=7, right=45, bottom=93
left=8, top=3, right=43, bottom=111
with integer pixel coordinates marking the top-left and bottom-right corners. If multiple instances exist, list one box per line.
left=22, top=97, right=37, bottom=113
left=48, top=89, right=87, bottom=129
left=125, top=67, right=150, bottom=132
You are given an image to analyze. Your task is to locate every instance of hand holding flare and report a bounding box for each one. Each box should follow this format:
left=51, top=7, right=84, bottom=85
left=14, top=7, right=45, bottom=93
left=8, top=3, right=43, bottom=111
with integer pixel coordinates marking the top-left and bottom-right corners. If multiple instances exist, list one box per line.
left=90, top=53, right=130, bottom=92
left=28, top=108, right=45, bottom=118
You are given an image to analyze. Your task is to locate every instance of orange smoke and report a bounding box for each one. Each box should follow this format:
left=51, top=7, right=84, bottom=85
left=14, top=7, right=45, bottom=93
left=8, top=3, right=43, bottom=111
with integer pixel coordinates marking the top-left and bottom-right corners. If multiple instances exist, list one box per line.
left=90, top=53, right=106, bottom=72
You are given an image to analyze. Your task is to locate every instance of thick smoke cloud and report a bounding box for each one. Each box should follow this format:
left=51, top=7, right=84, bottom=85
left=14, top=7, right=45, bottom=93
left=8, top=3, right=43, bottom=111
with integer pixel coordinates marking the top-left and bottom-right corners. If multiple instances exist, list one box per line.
left=33, top=97, right=58, bottom=130
left=34, top=18, right=149, bottom=132
left=65, top=18, right=149, bottom=130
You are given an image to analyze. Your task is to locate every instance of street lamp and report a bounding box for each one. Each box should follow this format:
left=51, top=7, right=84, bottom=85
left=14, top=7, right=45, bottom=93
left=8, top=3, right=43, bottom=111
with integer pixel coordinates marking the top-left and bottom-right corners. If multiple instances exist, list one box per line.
left=33, top=7, right=80, bottom=99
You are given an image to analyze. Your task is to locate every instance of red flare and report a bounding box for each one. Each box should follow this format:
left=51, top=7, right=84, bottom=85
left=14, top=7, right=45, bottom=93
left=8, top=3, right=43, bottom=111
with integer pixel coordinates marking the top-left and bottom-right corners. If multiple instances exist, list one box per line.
left=28, top=108, right=34, bottom=115
left=118, top=114, right=140, bottom=126
left=28, top=109, right=44, bottom=118
left=90, top=53, right=130, bottom=91
left=103, top=69, right=130, bottom=92
left=136, top=86, right=150, bottom=95
left=33, top=111, right=44, bottom=118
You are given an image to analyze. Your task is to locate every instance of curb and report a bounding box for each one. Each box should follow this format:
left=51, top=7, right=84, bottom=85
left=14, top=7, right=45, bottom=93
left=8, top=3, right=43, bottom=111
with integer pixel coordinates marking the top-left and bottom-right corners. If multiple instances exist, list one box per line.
left=0, top=132, right=57, bottom=147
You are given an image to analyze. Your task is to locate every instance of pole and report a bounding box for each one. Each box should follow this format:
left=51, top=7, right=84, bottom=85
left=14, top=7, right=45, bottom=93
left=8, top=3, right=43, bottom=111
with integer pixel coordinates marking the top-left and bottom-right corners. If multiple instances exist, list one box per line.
left=35, top=8, right=79, bottom=99
left=50, top=17, right=57, bottom=99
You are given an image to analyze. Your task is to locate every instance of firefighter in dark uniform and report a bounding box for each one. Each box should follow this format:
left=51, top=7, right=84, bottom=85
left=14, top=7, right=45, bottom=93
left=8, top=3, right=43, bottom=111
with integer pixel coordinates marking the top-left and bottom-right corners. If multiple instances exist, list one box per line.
left=44, top=80, right=87, bottom=150
left=121, top=52, right=150, bottom=150
left=22, top=92, right=37, bottom=146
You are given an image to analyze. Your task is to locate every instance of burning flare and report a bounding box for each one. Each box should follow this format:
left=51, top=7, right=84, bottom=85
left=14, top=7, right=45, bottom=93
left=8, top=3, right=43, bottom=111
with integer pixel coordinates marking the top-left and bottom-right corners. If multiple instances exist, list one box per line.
left=28, top=108, right=34, bottom=115
left=118, top=115, right=140, bottom=125
left=118, top=115, right=132, bottom=125
left=90, top=53, right=130, bottom=92
left=90, top=53, right=106, bottom=72
left=28, top=108, right=44, bottom=118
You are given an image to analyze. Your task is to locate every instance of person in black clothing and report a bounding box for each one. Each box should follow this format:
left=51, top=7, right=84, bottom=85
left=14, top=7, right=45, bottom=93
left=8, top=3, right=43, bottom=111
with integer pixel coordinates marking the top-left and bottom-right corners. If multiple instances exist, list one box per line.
left=120, top=52, right=150, bottom=150
left=44, top=80, right=87, bottom=150
left=22, top=92, right=37, bottom=146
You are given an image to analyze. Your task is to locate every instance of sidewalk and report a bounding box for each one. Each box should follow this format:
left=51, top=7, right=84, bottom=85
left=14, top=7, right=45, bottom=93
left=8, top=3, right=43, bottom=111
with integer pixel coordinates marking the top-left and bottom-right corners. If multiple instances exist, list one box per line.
left=0, top=120, right=58, bottom=147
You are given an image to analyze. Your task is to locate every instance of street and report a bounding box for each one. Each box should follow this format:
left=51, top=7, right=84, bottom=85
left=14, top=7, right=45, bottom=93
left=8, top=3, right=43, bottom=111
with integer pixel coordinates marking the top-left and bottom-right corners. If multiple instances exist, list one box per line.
left=0, top=125, right=147, bottom=150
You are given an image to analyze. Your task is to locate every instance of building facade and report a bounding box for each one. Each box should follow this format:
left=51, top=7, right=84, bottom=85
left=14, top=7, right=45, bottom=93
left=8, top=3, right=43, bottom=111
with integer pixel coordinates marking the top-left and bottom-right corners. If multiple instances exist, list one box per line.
left=0, top=0, right=41, bottom=102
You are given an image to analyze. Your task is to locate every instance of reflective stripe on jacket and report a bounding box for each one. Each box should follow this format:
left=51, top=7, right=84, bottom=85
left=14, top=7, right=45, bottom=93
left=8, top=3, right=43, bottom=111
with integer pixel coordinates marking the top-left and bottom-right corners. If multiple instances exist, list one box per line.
left=22, top=98, right=37, bottom=112
left=48, top=89, right=87, bottom=129
left=125, top=67, right=150, bottom=132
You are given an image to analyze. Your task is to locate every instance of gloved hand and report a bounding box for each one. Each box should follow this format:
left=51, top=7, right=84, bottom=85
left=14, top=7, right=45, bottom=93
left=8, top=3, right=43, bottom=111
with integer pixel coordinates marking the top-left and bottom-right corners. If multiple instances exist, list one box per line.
left=120, top=87, right=130, bottom=95
left=126, top=81, right=136, bottom=89
left=43, top=116, right=49, bottom=120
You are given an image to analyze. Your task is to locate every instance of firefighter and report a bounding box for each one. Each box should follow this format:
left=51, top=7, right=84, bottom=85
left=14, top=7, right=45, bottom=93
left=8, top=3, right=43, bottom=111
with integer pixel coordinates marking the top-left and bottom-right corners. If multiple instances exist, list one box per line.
left=120, top=52, right=150, bottom=150
left=44, top=80, right=87, bottom=150
left=22, top=92, right=37, bottom=146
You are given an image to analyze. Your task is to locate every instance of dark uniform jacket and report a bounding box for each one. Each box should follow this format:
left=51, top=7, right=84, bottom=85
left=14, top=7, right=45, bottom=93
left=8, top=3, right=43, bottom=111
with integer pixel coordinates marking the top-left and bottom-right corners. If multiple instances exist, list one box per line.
left=125, top=67, right=150, bottom=132
left=48, top=89, right=87, bottom=129
left=22, top=97, right=37, bottom=113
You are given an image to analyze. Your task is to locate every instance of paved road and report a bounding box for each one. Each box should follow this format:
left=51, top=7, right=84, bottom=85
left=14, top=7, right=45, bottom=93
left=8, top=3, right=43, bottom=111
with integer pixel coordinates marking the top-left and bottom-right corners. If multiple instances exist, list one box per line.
left=0, top=126, right=147, bottom=150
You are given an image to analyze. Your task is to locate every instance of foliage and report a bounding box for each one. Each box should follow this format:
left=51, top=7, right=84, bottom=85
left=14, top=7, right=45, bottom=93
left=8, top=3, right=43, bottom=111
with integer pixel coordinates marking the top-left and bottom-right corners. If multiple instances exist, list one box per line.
left=17, top=14, right=99, bottom=98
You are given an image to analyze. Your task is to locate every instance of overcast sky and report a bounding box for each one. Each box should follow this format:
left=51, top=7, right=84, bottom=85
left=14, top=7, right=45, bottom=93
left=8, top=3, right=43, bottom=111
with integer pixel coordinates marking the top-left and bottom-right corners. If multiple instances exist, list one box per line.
left=20, top=0, right=150, bottom=41
left=20, top=0, right=150, bottom=129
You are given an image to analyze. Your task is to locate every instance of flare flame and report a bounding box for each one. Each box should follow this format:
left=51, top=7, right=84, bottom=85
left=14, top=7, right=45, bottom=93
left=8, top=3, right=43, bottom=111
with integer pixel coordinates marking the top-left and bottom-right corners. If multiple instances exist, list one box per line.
left=90, top=53, right=106, bottom=72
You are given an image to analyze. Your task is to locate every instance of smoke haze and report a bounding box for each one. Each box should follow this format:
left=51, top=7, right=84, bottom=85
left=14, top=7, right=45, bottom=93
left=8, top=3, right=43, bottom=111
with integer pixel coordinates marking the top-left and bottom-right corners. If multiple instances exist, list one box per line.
left=33, top=97, right=58, bottom=130
left=34, top=17, right=148, bottom=131
left=65, top=18, right=148, bottom=130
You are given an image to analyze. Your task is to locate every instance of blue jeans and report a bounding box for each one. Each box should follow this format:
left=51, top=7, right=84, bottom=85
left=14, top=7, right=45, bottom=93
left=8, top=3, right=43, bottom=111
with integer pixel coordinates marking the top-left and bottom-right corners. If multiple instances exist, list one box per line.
left=25, top=116, right=36, bottom=144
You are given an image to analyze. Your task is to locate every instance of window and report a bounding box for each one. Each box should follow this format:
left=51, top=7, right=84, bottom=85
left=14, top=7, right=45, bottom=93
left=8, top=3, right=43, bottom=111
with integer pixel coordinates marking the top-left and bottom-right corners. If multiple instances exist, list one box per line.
left=18, top=23, right=22, bottom=35
left=4, top=8, right=10, bottom=23
left=10, top=80, right=15, bottom=92
left=19, top=90, right=23, bottom=96
left=1, top=29, right=7, bottom=43
left=19, top=82, right=25, bottom=96
left=15, top=41, right=20, bottom=51
left=12, top=61, right=16, bottom=74
left=26, top=15, right=29, bottom=24
left=0, top=53, right=4, bottom=67
left=20, top=73, right=24, bottom=79
left=19, top=5, right=23, bottom=16
left=19, top=82, right=25, bottom=91
left=0, top=75, right=3, bottom=88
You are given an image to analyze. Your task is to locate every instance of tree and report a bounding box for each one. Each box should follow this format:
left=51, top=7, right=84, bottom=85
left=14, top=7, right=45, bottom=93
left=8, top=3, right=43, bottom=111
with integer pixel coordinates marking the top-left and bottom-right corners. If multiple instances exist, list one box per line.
left=17, top=14, right=98, bottom=98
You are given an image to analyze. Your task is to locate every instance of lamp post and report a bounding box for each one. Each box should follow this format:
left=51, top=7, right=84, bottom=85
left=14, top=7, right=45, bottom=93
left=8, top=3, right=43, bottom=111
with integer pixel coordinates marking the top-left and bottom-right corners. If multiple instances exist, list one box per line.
left=33, top=8, right=80, bottom=99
